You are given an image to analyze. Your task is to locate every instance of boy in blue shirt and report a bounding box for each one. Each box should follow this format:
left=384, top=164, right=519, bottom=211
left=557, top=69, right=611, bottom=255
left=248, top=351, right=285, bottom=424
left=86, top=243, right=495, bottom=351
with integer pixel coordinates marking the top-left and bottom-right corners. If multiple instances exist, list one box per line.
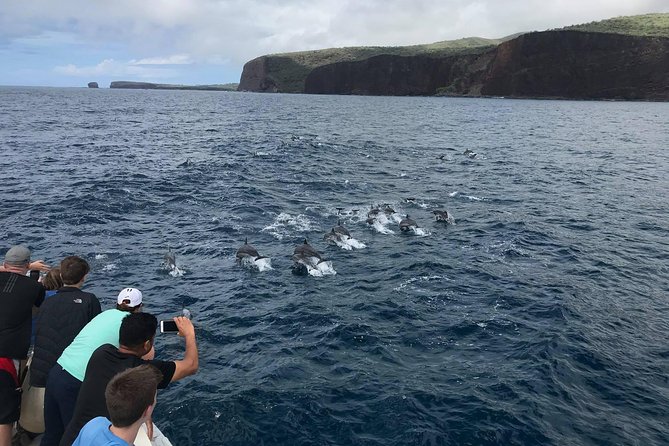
left=73, top=364, right=162, bottom=446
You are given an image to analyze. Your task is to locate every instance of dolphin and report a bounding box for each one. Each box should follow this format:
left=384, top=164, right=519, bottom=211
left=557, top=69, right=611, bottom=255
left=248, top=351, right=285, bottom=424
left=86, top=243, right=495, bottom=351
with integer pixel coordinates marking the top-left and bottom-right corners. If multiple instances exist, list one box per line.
left=433, top=210, right=450, bottom=222
left=463, top=149, right=477, bottom=159
left=163, top=249, right=177, bottom=270
left=293, top=239, right=325, bottom=263
left=366, top=204, right=382, bottom=225
left=324, top=220, right=352, bottom=244
left=292, top=239, right=327, bottom=275
left=236, top=238, right=267, bottom=262
left=399, top=215, right=418, bottom=232
left=381, top=204, right=395, bottom=215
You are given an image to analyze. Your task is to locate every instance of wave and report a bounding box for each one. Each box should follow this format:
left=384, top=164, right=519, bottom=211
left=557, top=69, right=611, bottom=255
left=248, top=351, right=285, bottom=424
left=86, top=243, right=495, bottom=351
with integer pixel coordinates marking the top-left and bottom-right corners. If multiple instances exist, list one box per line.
left=240, top=256, right=273, bottom=272
left=262, top=212, right=317, bottom=240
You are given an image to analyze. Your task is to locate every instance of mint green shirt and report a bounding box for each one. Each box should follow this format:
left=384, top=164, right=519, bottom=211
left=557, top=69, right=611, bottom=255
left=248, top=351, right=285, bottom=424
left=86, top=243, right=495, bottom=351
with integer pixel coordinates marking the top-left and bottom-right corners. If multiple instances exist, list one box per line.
left=57, top=309, right=130, bottom=381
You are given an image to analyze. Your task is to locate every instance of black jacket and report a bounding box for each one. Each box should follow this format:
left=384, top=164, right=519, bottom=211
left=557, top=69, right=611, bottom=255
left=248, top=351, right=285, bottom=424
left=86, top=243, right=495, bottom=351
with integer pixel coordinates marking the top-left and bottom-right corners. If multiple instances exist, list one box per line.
left=30, top=287, right=101, bottom=386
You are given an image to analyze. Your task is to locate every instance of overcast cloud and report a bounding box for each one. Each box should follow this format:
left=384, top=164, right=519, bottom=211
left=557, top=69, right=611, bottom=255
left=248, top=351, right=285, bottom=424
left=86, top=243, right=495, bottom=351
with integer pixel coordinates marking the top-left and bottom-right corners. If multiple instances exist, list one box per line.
left=0, top=0, right=667, bottom=86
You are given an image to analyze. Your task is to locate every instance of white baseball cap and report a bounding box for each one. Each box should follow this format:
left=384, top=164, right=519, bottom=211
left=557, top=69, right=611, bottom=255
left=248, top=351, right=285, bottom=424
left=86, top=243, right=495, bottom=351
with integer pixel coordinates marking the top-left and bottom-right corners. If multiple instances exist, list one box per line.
left=117, top=288, right=143, bottom=307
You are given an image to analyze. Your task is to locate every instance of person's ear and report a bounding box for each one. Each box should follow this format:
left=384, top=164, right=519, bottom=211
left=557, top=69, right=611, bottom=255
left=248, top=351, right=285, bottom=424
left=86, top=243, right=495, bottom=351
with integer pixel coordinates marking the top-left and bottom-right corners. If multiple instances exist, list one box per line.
left=144, top=392, right=158, bottom=418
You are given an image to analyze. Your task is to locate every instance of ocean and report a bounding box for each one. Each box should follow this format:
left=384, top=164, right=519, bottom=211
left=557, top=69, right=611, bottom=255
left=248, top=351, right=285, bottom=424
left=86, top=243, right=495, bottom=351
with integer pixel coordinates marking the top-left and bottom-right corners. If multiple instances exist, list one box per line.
left=1, top=87, right=668, bottom=445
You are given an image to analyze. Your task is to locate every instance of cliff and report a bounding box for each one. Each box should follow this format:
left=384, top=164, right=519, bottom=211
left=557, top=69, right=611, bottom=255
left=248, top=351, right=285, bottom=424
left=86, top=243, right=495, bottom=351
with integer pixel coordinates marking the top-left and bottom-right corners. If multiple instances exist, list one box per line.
left=238, top=13, right=669, bottom=101
left=238, top=37, right=508, bottom=93
left=480, top=31, right=669, bottom=100
left=303, top=31, right=669, bottom=100
left=110, top=81, right=239, bottom=91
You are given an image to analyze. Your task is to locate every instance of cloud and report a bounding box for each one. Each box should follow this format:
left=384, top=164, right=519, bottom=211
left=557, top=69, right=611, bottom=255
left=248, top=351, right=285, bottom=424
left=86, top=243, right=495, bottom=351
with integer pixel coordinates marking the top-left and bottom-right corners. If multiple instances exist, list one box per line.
left=3, top=0, right=669, bottom=85
left=131, top=54, right=193, bottom=65
left=54, top=58, right=177, bottom=79
left=3, top=0, right=668, bottom=63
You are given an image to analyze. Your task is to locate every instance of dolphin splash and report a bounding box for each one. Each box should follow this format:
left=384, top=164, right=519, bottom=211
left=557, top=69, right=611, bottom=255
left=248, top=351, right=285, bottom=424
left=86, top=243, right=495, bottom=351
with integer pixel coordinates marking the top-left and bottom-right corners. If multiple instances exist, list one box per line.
left=292, top=239, right=336, bottom=276
left=236, top=238, right=272, bottom=271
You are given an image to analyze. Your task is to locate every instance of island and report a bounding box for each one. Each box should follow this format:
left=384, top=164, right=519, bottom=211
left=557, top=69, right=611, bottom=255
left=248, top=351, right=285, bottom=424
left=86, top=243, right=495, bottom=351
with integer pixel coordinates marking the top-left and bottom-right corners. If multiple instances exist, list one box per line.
left=110, top=81, right=239, bottom=91
left=87, top=82, right=99, bottom=88
left=238, top=13, right=669, bottom=101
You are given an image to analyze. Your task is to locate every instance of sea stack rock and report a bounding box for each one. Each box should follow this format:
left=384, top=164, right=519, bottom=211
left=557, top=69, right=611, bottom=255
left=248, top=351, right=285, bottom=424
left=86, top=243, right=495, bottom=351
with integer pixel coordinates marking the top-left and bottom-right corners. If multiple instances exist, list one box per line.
left=87, top=82, right=99, bottom=88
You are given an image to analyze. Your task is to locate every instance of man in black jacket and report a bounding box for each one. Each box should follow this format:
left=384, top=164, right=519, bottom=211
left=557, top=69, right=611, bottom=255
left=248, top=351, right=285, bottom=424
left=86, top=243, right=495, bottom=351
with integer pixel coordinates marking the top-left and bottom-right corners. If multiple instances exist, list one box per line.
left=36, top=256, right=100, bottom=446
left=0, top=246, right=45, bottom=446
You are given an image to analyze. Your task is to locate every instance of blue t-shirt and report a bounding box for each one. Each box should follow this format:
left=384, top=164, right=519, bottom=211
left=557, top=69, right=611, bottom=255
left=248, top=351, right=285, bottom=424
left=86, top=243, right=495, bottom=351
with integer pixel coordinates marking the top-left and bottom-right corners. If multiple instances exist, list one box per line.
left=72, top=416, right=129, bottom=446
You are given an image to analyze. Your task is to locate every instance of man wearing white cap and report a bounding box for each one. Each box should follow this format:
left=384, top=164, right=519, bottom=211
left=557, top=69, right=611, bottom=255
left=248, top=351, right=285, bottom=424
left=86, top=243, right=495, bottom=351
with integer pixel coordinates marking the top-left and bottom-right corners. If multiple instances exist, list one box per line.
left=40, top=289, right=145, bottom=446
left=0, top=246, right=45, bottom=446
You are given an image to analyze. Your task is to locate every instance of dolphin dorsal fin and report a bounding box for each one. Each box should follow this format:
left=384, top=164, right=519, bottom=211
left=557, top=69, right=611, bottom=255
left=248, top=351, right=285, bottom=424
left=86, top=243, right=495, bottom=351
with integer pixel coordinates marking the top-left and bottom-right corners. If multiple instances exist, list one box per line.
left=245, top=237, right=248, bottom=244
left=304, top=238, right=309, bottom=245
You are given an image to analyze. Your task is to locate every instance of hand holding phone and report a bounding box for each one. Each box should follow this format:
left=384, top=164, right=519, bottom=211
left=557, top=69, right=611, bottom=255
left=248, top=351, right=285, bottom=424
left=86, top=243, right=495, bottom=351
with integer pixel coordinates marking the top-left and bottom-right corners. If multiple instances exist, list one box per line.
left=160, top=320, right=179, bottom=333
left=160, top=316, right=195, bottom=337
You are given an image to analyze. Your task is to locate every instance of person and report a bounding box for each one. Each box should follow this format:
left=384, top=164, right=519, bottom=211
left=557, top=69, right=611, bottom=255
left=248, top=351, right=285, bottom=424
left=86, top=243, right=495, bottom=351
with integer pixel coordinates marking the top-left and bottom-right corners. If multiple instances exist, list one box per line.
left=33, top=256, right=100, bottom=446
left=30, top=289, right=143, bottom=440
left=72, top=365, right=162, bottom=446
left=30, top=268, right=63, bottom=345
left=0, top=246, right=45, bottom=446
left=60, top=312, right=198, bottom=446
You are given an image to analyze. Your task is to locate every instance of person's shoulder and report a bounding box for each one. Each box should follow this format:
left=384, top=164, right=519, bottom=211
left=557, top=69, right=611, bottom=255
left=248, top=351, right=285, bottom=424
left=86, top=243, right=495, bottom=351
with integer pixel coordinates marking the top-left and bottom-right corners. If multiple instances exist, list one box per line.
left=0, top=271, right=42, bottom=290
left=91, top=343, right=118, bottom=357
left=85, top=416, right=111, bottom=429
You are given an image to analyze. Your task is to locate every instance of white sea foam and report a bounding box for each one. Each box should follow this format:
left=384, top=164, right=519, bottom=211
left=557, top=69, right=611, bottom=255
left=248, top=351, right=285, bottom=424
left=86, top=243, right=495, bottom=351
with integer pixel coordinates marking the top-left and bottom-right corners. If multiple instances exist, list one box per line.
left=393, top=275, right=446, bottom=292
left=168, top=265, right=185, bottom=277
left=241, top=256, right=273, bottom=272
left=102, top=263, right=117, bottom=272
left=332, top=236, right=366, bottom=250
left=262, top=212, right=316, bottom=240
left=306, top=260, right=336, bottom=277
left=371, top=220, right=394, bottom=234
left=449, top=191, right=459, bottom=197
left=95, top=254, right=107, bottom=260
left=410, top=227, right=431, bottom=237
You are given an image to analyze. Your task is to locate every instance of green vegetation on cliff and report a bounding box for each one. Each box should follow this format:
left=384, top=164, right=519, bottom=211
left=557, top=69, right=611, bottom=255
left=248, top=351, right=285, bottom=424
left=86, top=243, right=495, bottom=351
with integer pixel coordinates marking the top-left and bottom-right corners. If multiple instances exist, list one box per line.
left=562, top=13, right=669, bottom=38
left=262, top=36, right=517, bottom=93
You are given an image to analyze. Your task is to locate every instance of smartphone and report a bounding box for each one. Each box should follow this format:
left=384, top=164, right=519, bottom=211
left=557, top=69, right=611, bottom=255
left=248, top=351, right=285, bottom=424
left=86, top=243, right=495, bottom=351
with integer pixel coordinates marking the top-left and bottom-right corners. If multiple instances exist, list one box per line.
left=29, top=270, right=40, bottom=281
left=160, top=320, right=179, bottom=333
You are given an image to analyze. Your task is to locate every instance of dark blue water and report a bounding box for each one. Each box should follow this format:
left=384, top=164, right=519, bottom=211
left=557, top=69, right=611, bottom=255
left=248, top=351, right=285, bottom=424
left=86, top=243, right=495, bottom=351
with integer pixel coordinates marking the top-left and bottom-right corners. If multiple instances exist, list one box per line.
left=1, top=87, right=668, bottom=446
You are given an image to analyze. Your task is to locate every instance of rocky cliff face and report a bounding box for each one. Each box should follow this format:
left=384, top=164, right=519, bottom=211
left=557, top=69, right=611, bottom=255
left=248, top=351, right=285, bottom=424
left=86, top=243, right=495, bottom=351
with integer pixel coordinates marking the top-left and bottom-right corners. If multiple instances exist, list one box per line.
left=480, top=31, right=669, bottom=100
left=239, top=30, right=669, bottom=100
left=238, top=57, right=279, bottom=92
left=303, top=51, right=495, bottom=96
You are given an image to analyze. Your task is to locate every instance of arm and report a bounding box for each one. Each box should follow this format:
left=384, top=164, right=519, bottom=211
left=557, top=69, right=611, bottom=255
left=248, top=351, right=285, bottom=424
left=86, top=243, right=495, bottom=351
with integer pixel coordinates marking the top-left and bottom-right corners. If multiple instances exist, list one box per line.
left=28, top=260, right=50, bottom=272
left=170, top=316, right=198, bottom=382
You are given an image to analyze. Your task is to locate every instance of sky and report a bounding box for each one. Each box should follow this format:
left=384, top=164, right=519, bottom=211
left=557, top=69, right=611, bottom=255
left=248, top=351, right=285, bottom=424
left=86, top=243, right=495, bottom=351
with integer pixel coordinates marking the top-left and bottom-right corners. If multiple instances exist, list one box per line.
left=1, top=0, right=667, bottom=87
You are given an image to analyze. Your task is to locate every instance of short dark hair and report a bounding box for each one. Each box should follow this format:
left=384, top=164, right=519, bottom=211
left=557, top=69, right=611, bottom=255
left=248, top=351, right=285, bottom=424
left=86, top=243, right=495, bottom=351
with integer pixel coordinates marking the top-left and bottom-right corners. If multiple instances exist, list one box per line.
left=119, top=313, right=158, bottom=349
left=105, top=365, right=163, bottom=427
left=59, top=256, right=90, bottom=285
